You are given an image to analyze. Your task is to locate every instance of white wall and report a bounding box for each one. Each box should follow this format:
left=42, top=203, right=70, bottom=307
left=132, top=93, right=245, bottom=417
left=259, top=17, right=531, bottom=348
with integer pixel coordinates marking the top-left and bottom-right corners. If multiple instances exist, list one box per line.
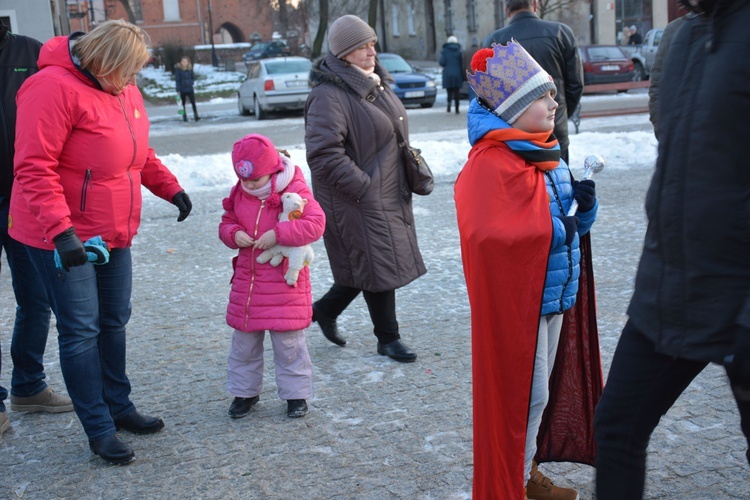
left=0, top=0, right=56, bottom=42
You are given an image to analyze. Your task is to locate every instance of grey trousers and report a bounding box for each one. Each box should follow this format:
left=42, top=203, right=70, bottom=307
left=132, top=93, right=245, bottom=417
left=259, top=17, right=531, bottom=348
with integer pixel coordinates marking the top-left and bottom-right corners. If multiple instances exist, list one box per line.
left=227, top=329, right=313, bottom=401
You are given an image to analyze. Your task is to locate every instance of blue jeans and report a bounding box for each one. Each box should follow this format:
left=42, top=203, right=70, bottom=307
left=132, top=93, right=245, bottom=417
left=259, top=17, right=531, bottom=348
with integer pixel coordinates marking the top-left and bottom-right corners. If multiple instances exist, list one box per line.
left=0, top=197, right=53, bottom=412
left=594, top=320, right=750, bottom=498
left=27, top=245, right=135, bottom=440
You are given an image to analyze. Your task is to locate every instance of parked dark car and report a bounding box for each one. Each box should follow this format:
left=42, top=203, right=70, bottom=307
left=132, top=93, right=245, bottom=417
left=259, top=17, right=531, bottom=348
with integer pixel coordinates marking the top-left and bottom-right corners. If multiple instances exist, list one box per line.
left=578, top=45, right=635, bottom=85
left=378, top=53, right=436, bottom=108
left=243, top=40, right=292, bottom=63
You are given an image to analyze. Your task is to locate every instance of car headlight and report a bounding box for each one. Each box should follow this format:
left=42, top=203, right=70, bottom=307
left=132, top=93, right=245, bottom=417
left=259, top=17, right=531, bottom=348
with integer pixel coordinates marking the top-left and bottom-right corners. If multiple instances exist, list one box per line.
left=426, top=80, right=436, bottom=88
left=388, top=82, right=397, bottom=90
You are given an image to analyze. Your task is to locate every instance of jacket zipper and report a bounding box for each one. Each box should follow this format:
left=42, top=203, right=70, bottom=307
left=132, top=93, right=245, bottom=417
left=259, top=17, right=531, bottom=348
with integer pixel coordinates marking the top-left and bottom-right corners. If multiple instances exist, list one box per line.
left=545, top=172, right=574, bottom=314
left=244, top=199, right=265, bottom=331
left=80, top=169, right=92, bottom=212
left=118, top=96, right=137, bottom=244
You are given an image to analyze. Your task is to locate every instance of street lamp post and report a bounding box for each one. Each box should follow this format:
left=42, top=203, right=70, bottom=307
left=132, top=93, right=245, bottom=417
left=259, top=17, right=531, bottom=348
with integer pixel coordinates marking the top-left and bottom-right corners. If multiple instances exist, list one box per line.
left=207, top=0, right=218, bottom=67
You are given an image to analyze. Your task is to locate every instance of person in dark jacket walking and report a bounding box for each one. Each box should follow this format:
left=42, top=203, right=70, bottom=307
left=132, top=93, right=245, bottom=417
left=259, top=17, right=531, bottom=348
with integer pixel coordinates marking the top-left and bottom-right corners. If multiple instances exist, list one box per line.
left=0, top=22, right=74, bottom=440
left=175, top=56, right=200, bottom=122
left=647, top=14, right=687, bottom=140
left=595, top=1, right=750, bottom=498
left=304, top=14, right=427, bottom=363
left=482, top=0, right=583, bottom=164
left=439, top=35, right=463, bottom=114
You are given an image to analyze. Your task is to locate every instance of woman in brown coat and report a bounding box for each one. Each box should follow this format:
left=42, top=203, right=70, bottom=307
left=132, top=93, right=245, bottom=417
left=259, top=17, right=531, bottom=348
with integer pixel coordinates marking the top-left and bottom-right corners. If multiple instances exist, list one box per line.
left=304, top=15, right=427, bottom=362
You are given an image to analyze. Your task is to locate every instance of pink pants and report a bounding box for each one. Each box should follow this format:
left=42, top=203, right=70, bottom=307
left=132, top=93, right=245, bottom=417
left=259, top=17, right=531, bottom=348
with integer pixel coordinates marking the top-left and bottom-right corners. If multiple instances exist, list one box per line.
left=227, top=329, right=313, bottom=401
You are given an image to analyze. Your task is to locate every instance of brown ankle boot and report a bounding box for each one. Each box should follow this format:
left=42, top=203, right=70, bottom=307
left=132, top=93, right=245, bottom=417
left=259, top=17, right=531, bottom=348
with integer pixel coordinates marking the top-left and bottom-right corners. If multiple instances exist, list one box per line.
left=526, top=461, right=579, bottom=500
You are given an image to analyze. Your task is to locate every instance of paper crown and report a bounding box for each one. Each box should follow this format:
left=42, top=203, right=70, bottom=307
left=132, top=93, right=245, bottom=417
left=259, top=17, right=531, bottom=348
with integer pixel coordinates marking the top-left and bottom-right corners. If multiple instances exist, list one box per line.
left=467, top=40, right=556, bottom=124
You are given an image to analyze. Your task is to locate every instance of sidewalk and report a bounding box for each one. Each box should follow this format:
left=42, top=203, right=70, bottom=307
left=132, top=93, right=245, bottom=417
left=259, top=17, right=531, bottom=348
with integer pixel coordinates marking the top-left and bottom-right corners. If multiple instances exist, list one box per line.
left=1, top=163, right=749, bottom=497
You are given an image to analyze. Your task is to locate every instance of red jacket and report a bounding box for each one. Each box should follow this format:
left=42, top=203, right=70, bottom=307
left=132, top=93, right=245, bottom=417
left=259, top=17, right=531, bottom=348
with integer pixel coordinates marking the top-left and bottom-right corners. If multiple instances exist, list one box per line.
left=9, top=34, right=184, bottom=249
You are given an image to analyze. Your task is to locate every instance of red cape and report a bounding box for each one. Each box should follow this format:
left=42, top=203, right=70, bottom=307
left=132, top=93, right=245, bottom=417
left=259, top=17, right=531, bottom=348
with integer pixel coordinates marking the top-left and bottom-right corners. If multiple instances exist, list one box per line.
left=455, top=139, right=602, bottom=499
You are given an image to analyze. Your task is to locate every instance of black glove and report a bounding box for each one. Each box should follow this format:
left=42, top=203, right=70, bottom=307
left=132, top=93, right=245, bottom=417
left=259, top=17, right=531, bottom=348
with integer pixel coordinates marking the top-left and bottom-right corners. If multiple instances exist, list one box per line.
left=172, top=191, right=192, bottom=222
left=727, top=326, right=750, bottom=396
left=573, top=179, right=596, bottom=212
left=558, top=216, right=579, bottom=246
left=53, top=227, right=88, bottom=272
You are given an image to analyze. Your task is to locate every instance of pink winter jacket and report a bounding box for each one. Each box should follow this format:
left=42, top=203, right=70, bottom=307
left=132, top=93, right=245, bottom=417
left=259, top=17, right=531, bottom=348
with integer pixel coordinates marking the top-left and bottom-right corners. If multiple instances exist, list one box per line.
left=219, top=167, right=325, bottom=332
left=9, top=34, right=184, bottom=249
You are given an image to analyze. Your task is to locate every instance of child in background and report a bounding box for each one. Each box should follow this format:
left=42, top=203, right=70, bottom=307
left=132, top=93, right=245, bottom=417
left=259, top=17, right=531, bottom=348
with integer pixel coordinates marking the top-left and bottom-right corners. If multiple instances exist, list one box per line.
left=219, top=134, right=325, bottom=419
left=454, top=42, right=599, bottom=499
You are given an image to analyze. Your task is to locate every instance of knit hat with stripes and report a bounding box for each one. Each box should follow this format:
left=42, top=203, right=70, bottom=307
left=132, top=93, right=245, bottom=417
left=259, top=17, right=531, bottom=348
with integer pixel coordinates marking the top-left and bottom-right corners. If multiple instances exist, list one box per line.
left=467, top=40, right=556, bottom=124
left=328, top=15, right=378, bottom=58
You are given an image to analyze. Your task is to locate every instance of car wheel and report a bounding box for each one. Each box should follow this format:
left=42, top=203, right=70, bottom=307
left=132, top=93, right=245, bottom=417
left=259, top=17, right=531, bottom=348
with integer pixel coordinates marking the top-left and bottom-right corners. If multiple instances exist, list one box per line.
left=420, top=102, right=434, bottom=109
left=237, top=92, right=250, bottom=116
left=632, top=61, right=646, bottom=81
left=254, top=96, right=267, bottom=120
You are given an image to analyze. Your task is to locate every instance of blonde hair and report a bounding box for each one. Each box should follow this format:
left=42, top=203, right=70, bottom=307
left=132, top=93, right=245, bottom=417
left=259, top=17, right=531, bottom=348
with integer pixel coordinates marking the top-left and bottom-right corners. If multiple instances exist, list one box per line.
left=73, top=19, right=151, bottom=91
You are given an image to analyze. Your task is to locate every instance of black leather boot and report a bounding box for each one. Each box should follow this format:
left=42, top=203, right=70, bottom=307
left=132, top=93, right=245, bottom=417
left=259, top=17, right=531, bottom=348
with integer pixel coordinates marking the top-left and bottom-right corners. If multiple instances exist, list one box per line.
left=312, top=304, right=346, bottom=346
left=377, top=339, right=417, bottom=363
left=89, top=434, right=135, bottom=465
left=114, top=411, right=164, bottom=435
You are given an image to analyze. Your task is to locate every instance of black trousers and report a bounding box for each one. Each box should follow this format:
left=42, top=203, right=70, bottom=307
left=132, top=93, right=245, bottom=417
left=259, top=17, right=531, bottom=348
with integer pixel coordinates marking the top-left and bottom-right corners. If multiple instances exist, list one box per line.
left=594, top=320, right=750, bottom=499
left=446, top=88, right=460, bottom=110
left=180, top=91, right=198, bottom=118
left=314, top=284, right=399, bottom=344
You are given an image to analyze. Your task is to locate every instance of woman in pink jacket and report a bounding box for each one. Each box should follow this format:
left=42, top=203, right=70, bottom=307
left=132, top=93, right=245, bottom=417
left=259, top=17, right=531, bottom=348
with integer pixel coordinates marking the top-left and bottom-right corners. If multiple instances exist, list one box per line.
left=9, top=20, right=191, bottom=465
left=219, top=134, right=325, bottom=419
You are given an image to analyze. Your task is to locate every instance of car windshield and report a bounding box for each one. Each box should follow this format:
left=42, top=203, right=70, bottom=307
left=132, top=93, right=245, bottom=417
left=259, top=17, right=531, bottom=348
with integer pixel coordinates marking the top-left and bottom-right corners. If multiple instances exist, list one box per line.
left=250, top=42, right=269, bottom=53
left=265, top=60, right=311, bottom=75
left=380, top=56, right=412, bottom=73
left=588, top=47, right=626, bottom=61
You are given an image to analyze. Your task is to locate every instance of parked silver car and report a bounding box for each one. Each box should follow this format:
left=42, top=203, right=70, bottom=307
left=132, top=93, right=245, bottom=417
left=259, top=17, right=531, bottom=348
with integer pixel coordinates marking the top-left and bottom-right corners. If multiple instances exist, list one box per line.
left=237, top=57, right=311, bottom=119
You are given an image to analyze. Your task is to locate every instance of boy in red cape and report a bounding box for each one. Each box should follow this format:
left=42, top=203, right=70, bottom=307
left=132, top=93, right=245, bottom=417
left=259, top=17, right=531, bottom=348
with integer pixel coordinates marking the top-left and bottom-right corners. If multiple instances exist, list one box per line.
left=454, top=41, right=602, bottom=499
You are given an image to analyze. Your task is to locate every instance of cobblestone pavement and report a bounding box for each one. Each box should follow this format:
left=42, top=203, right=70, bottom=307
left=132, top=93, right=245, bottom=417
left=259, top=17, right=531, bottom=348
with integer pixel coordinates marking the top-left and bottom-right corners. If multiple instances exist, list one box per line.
left=2, top=158, right=749, bottom=498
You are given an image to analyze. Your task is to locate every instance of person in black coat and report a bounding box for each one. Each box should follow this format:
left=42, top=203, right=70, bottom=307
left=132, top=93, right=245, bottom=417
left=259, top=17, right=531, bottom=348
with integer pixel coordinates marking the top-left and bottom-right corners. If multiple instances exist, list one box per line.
left=595, top=1, right=750, bottom=497
left=482, top=0, right=583, bottom=164
left=174, top=56, right=200, bottom=122
left=439, top=36, right=463, bottom=114
left=0, top=22, right=74, bottom=439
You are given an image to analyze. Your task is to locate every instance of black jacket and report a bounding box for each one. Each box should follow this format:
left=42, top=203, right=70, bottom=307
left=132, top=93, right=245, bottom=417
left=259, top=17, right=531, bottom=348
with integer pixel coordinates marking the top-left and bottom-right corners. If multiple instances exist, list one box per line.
left=628, top=0, right=750, bottom=364
left=482, top=11, right=583, bottom=152
left=174, top=66, right=195, bottom=94
left=0, top=24, right=41, bottom=198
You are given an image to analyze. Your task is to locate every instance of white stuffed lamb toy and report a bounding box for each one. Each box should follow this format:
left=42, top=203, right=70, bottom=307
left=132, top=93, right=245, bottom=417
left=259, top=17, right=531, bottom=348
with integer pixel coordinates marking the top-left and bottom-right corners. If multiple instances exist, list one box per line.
left=256, top=192, right=314, bottom=286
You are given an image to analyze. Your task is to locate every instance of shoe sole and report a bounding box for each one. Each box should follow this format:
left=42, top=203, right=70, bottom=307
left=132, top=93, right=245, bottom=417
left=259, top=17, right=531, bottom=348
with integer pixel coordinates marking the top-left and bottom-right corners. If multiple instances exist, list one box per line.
left=90, top=448, right=136, bottom=465
left=287, top=410, right=309, bottom=418
left=0, top=416, right=9, bottom=435
left=376, top=348, right=417, bottom=363
left=10, top=403, right=74, bottom=413
left=115, top=421, right=165, bottom=435
left=228, top=410, right=253, bottom=419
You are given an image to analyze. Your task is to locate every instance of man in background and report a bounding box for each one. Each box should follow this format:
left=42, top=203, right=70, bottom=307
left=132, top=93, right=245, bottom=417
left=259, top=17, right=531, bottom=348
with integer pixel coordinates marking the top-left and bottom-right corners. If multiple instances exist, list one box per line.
left=482, top=0, right=583, bottom=164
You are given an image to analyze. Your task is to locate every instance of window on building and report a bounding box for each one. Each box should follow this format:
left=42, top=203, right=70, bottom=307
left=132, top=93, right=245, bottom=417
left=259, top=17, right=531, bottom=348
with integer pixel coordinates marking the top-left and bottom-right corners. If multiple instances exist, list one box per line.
left=391, top=3, right=400, bottom=37
left=163, top=0, right=179, bottom=21
left=407, top=2, right=416, bottom=36
left=444, top=0, right=453, bottom=36
left=467, top=0, right=477, bottom=32
left=129, top=0, right=142, bottom=22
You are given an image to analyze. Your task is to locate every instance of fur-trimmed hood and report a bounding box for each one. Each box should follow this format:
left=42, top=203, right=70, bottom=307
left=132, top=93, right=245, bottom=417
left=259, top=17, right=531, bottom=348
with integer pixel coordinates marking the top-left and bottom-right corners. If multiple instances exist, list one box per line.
left=309, top=53, right=394, bottom=98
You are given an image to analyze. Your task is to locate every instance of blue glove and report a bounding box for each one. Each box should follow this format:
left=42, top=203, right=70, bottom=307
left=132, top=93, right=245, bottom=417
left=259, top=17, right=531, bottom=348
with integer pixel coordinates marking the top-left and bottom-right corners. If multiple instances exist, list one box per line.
left=53, top=234, right=109, bottom=272
left=573, top=179, right=596, bottom=213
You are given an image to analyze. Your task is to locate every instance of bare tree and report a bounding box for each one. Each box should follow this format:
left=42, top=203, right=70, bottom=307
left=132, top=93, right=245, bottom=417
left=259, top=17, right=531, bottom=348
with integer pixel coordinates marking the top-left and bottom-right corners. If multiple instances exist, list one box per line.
left=105, top=0, right=136, bottom=24
left=312, top=0, right=329, bottom=58
left=537, top=0, right=579, bottom=19
left=277, top=0, right=289, bottom=35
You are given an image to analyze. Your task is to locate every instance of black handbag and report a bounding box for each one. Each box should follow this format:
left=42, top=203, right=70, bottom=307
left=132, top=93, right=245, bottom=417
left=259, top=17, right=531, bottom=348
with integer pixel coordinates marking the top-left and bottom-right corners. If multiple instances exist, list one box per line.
left=393, top=126, right=434, bottom=196
left=367, top=91, right=434, bottom=196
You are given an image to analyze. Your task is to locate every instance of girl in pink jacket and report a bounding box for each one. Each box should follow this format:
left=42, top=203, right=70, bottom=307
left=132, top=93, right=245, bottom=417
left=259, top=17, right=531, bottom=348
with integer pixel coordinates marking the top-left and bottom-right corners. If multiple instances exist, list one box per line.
left=219, top=134, right=325, bottom=419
